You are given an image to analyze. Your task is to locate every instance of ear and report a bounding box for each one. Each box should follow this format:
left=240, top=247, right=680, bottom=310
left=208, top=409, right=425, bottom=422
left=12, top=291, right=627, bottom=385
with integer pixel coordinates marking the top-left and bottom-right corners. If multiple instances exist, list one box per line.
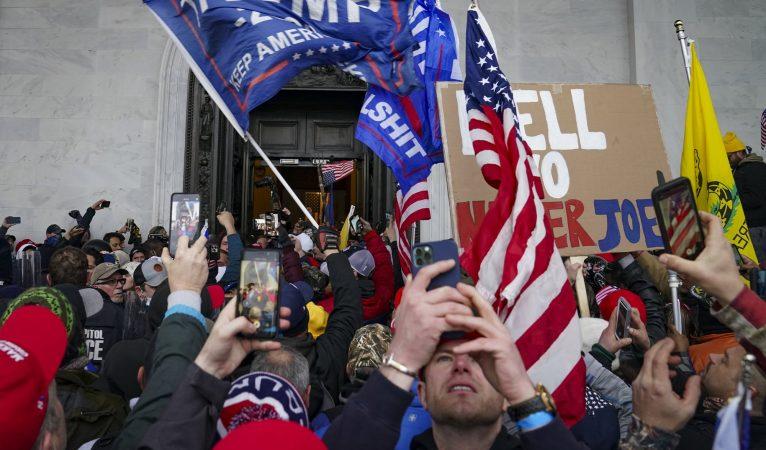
left=137, top=366, right=145, bottom=391
left=303, top=385, right=311, bottom=408
left=46, top=273, right=52, bottom=287
left=417, top=380, right=428, bottom=411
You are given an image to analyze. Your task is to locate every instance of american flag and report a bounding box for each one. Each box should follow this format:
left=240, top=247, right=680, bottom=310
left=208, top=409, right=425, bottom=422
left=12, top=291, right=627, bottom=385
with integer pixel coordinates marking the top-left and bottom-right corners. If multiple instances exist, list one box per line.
left=761, top=108, right=765, bottom=152
left=395, top=181, right=431, bottom=275
left=321, top=160, right=355, bottom=186
left=459, top=5, right=585, bottom=426
left=667, top=196, right=702, bottom=258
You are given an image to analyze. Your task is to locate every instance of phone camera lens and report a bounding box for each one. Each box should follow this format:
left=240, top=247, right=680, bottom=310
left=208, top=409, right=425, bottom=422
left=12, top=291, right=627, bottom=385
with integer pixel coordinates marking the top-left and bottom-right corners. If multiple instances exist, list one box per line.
left=415, top=258, right=423, bottom=266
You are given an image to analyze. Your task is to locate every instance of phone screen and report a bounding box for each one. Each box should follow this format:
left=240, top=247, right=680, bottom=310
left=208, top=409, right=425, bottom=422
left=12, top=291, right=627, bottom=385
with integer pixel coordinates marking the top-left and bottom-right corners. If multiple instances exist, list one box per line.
left=237, top=249, right=281, bottom=338
left=615, top=298, right=631, bottom=340
left=653, top=178, right=705, bottom=260
left=169, top=193, right=201, bottom=255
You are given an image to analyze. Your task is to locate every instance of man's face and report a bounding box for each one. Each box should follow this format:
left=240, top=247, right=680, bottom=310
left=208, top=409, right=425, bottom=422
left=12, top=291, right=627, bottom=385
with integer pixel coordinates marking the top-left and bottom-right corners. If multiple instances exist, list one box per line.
left=86, top=255, right=96, bottom=282
left=727, top=151, right=746, bottom=169
left=132, top=251, right=145, bottom=263
left=703, top=345, right=746, bottom=399
left=95, top=274, right=126, bottom=303
left=418, top=341, right=505, bottom=428
left=108, top=237, right=123, bottom=251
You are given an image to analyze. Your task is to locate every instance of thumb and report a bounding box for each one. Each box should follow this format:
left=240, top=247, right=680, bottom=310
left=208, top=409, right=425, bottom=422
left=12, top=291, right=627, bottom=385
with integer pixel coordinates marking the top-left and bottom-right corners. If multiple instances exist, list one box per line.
left=658, top=253, right=696, bottom=276
left=161, top=247, right=172, bottom=267
left=681, top=375, right=702, bottom=408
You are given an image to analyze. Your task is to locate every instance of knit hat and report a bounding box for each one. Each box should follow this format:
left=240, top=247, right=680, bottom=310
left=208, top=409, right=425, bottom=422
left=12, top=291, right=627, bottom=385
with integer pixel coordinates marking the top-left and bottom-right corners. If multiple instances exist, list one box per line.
left=15, top=239, right=37, bottom=259
left=214, top=420, right=326, bottom=450
left=217, top=372, right=309, bottom=438
left=595, top=286, right=647, bottom=324
left=1, top=287, right=77, bottom=345
left=305, top=302, right=328, bottom=339
left=0, top=306, right=67, bottom=450
left=346, top=324, right=392, bottom=377
left=348, top=249, right=375, bottom=277
left=280, top=282, right=308, bottom=336
left=723, top=131, right=746, bottom=154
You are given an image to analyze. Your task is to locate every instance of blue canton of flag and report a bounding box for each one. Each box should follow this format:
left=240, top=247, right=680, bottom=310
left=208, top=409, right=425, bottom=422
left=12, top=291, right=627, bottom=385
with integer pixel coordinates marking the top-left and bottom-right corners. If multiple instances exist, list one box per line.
left=145, top=0, right=420, bottom=136
left=355, top=0, right=460, bottom=194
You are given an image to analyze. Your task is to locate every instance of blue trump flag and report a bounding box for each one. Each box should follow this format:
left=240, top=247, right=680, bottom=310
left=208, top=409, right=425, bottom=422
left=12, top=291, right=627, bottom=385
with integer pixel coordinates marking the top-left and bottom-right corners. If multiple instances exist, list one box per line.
left=355, top=0, right=460, bottom=193
left=145, top=0, right=420, bottom=136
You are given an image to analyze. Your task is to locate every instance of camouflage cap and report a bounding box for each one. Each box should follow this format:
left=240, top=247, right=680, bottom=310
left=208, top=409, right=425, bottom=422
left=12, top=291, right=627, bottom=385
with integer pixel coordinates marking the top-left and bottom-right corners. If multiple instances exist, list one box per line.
left=346, top=324, right=392, bottom=377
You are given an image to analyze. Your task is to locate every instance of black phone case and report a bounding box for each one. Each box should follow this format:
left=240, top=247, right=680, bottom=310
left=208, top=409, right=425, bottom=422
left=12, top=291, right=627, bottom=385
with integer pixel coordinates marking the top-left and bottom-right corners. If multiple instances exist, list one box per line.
left=651, top=177, right=705, bottom=260
left=411, top=239, right=461, bottom=290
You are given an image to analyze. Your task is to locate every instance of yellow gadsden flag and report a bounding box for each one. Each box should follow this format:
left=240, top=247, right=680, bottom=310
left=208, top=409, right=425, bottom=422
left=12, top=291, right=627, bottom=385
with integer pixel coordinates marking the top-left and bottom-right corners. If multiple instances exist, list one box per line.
left=681, top=43, right=759, bottom=264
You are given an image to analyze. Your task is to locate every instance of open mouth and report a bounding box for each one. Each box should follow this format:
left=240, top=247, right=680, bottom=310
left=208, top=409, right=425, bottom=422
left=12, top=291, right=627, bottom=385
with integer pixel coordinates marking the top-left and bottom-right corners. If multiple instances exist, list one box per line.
left=448, top=384, right=476, bottom=394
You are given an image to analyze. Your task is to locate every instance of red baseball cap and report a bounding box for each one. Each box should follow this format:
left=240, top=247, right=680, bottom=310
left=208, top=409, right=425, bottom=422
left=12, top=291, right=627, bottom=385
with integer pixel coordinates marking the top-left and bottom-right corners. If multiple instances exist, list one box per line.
left=0, top=306, right=67, bottom=450
left=596, top=286, right=647, bottom=324
left=214, top=419, right=326, bottom=450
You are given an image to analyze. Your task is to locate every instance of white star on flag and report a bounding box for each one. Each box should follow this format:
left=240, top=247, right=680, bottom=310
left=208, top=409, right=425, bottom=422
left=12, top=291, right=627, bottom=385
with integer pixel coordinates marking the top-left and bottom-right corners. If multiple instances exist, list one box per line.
left=332, top=44, right=340, bottom=52
left=491, top=82, right=499, bottom=92
left=486, top=52, right=494, bottom=60
left=436, top=28, right=446, bottom=37
left=476, top=39, right=485, bottom=48
left=319, top=46, right=327, bottom=53
left=292, top=53, right=301, bottom=60
left=487, top=65, right=498, bottom=72
left=478, top=56, right=487, bottom=66
left=483, top=95, right=491, bottom=102
left=479, top=77, right=490, bottom=85
left=305, top=49, right=314, bottom=56
left=342, top=41, right=352, bottom=49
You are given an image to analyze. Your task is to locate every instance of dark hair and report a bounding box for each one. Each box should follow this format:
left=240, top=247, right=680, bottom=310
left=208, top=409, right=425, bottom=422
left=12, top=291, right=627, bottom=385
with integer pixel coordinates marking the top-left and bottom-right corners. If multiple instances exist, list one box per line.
left=130, top=245, right=147, bottom=258
left=83, top=247, right=104, bottom=267
left=6, top=235, right=15, bottom=242
left=49, top=247, right=89, bottom=286
left=143, top=239, right=165, bottom=257
left=82, top=239, right=111, bottom=253
left=103, top=232, right=125, bottom=244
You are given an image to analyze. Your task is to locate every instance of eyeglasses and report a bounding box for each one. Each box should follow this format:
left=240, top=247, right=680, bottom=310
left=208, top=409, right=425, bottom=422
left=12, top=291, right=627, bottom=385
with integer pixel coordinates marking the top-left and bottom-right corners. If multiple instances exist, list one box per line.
left=96, top=278, right=126, bottom=287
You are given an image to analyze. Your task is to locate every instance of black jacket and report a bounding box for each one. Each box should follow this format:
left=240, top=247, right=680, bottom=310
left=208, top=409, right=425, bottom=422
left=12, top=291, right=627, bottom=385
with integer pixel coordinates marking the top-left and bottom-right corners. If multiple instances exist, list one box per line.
left=620, top=259, right=667, bottom=345
left=323, top=370, right=589, bottom=450
left=84, top=289, right=124, bottom=370
left=0, top=226, right=12, bottom=283
left=734, top=155, right=766, bottom=227
left=280, top=252, right=362, bottom=417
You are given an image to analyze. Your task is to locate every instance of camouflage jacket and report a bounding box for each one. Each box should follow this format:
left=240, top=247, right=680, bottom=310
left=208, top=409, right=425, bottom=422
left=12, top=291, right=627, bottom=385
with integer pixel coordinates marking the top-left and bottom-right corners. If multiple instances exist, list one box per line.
left=619, top=415, right=680, bottom=450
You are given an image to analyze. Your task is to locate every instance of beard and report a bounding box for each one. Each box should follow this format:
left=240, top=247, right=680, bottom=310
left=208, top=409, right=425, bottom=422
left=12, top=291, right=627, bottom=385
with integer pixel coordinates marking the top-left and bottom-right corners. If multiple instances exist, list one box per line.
left=427, top=392, right=504, bottom=428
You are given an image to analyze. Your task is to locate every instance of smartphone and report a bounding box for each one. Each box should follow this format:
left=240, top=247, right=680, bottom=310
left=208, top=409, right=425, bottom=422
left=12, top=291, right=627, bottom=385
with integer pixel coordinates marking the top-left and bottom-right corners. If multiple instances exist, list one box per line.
left=169, top=193, right=201, bottom=255
left=651, top=177, right=705, bottom=260
left=208, top=243, right=220, bottom=261
left=101, top=200, right=111, bottom=208
left=731, top=244, right=743, bottom=266
left=411, top=240, right=461, bottom=290
left=6, top=217, right=21, bottom=225
left=237, top=249, right=281, bottom=338
left=614, top=297, right=632, bottom=340
left=349, top=215, right=361, bottom=234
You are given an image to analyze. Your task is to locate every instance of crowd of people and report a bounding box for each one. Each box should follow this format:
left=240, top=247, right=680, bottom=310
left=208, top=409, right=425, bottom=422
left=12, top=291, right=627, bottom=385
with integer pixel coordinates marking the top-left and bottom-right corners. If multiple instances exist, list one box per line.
left=1, top=190, right=766, bottom=450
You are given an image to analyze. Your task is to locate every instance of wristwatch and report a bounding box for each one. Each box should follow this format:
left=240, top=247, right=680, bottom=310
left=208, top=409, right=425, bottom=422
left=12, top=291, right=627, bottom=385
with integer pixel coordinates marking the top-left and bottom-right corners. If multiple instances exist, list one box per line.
left=382, top=354, right=417, bottom=378
left=507, top=384, right=556, bottom=422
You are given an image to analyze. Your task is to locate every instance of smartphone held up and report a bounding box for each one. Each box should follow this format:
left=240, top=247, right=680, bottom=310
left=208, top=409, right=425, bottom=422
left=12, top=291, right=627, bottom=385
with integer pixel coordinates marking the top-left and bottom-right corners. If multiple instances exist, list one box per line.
left=237, top=249, right=281, bottom=339
left=651, top=177, right=705, bottom=260
left=169, top=193, right=201, bottom=255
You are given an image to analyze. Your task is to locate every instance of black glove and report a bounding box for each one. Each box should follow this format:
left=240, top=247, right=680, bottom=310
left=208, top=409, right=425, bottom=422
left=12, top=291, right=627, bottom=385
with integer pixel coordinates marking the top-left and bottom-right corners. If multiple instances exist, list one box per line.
left=315, top=226, right=339, bottom=252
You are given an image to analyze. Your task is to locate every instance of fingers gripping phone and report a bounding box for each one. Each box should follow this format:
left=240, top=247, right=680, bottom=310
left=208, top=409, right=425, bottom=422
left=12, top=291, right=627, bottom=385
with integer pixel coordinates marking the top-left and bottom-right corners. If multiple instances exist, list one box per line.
left=237, top=249, right=281, bottom=338
left=651, top=177, right=705, bottom=260
left=169, top=193, right=201, bottom=255
left=614, top=297, right=632, bottom=340
left=411, top=240, right=461, bottom=290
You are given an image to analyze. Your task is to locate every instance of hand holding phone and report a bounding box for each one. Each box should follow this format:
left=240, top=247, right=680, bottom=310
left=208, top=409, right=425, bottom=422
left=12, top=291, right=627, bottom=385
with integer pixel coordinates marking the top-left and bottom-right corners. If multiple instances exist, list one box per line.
left=169, top=193, right=201, bottom=255
left=614, top=297, right=632, bottom=341
left=101, top=200, right=111, bottom=208
left=411, top=240, right=461, bottom=291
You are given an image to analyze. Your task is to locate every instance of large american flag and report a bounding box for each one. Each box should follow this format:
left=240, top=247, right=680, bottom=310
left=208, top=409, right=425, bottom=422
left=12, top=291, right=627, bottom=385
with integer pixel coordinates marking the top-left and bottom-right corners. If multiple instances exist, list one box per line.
left=321, top=160, right=355, bottom=186
left=459, top=6, right=585, bottom=426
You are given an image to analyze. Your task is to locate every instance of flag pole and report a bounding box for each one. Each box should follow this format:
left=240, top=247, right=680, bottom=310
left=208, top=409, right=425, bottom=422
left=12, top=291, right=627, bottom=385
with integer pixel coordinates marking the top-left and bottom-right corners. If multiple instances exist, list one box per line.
left=668, top=19, right=694, bottom=335
left=674, top=20, right=692, bottom=84
left=245, top=132, right=320, bottom=229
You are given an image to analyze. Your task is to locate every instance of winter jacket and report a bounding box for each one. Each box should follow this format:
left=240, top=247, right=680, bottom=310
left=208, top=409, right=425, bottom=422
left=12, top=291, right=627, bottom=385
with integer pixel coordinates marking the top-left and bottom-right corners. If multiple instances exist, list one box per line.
left=361, top=230, right=395, bottom=321
left=83, top=289, right=124, bottom=371
left=282, top=244, right=303, bottom=283
left=218, top=233, right=243, bottom=287
left=139, top=358, right=227, bottom=449
left=280, top=252, right=362, bottom=417
left=711, top=286, right=766, bottom=374
left=734, top=154, right=766, bottom=227
left=113, top=307, right=208, bottom=450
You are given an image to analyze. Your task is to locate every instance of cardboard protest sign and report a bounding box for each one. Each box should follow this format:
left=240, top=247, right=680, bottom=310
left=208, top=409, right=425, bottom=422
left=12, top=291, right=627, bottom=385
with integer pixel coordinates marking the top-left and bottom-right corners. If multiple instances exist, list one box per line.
left=437, top=82, right=671, bottom=257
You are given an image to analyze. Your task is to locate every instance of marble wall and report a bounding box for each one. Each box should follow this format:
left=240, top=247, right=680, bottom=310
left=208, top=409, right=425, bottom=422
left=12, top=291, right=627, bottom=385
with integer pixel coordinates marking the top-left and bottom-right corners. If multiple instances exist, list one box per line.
left=0, top=0, right=172, bottom=243
left=1, top=0, right=764, bottom=244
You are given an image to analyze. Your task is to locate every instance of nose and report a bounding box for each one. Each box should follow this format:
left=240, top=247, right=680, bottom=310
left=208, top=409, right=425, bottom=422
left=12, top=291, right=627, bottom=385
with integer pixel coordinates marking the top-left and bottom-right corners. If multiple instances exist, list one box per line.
left=452, top=354, right=473, bottom=373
